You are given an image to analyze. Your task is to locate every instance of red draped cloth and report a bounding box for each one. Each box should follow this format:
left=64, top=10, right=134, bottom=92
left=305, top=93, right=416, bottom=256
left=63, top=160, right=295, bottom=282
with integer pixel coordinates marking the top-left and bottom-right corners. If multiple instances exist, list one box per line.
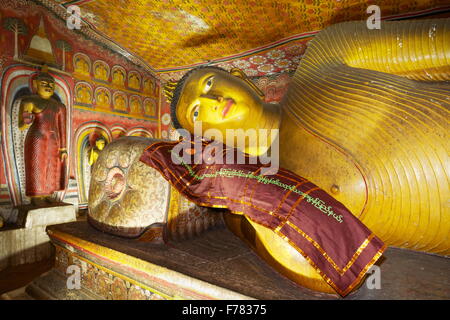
left=140, top=138, right=386, bottom=296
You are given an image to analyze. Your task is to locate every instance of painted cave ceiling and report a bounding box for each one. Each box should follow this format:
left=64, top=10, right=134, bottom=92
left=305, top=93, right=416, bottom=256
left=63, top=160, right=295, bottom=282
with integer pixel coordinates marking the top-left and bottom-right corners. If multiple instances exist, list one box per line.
left=42, top=0, right=449, bottom=77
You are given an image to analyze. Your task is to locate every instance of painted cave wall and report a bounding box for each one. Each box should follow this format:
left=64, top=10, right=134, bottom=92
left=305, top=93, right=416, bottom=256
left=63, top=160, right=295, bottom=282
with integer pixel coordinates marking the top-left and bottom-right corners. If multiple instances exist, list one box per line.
left=1, top=1, right=448, bottom=210
left=0, top=1, right=161, bottom=209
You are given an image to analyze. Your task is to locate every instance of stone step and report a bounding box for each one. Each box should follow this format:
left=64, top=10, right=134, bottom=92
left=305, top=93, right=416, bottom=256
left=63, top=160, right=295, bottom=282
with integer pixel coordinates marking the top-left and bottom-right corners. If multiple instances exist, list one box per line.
left=0, top=287, right=34, bottom=300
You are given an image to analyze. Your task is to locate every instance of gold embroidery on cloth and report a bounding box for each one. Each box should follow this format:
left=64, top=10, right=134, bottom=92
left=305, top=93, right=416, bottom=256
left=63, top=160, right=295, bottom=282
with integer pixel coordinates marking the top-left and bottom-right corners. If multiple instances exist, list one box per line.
left=142, top=144, right=385, bottom=293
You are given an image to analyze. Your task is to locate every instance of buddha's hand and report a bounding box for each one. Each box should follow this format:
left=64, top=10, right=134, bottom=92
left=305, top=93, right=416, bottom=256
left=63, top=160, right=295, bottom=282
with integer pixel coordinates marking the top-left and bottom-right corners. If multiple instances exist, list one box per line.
left=19, top=113, right=34, bottom=130
left=18, top=102, right=35, bottom=130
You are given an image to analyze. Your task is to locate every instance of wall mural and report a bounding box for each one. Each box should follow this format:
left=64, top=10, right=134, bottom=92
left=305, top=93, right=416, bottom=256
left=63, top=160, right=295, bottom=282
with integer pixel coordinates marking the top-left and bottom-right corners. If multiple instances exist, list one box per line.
left=93, top=60, right=110, bottom=83
left=72, top=57, right=158, bottom=119
left=73, top=121, right=112, bottom=206
left=112, top=65, right=126, bottom=87
left=0, top=1, right=160, bottom=209
left=110, top=125, right=126, bottom=140
left=1, top=66, right=72, bottom=207
left=73, top=52, right=91, bottom=77
left=14, top=0, right=446, bottom=151
left=1, top=1, right=447, bottom=210
left=158, top=40, right=309, bottom=82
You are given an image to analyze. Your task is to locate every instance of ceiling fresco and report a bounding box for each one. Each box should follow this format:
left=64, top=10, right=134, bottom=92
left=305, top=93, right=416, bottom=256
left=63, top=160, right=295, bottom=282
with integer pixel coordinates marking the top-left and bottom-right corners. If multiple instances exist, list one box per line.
left=41, top=0, right=449, bottom=76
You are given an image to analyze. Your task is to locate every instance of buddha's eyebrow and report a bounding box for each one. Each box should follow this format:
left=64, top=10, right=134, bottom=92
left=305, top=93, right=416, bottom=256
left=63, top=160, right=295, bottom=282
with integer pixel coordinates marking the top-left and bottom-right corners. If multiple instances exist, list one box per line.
left=201, top=74, right=214, bottom=84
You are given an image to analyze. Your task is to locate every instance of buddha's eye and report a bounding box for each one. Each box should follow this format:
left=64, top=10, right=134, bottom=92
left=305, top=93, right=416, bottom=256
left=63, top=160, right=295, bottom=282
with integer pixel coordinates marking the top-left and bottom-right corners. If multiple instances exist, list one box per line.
left=192, top=105, right=200, bottom=122
left=204, top=76, right=214, bottom=93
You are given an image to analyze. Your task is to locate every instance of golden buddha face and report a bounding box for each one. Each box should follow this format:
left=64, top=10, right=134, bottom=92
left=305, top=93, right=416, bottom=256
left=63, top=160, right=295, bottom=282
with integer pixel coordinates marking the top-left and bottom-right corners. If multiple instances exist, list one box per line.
left=175, top=68, right=264, bottom=135
left=96, top=139, right=106, bottom=150
left=35, top=79, right=55, bottom=99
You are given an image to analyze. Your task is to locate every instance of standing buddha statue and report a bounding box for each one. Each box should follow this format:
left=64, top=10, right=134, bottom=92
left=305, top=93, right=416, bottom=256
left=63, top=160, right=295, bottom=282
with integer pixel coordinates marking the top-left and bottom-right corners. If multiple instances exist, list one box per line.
left=19, top=68, right=68, bottom=205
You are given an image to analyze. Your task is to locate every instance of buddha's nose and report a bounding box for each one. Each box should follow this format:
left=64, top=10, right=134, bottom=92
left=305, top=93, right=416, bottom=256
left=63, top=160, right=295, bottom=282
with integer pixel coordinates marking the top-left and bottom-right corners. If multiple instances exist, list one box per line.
left=201, top=94, right=223, bottom=102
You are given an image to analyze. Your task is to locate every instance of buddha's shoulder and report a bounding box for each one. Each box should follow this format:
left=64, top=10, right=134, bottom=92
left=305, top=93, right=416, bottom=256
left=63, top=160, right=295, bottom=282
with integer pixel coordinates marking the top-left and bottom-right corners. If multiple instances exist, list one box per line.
left=21, top=96, right=65, bottom=108
left=19, top=94, right=39, bottom=103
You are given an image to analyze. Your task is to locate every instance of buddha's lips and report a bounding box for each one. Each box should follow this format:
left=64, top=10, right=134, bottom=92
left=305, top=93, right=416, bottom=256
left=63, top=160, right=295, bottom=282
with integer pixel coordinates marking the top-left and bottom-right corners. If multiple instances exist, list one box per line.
left=222, top=98, right=235, bottom=119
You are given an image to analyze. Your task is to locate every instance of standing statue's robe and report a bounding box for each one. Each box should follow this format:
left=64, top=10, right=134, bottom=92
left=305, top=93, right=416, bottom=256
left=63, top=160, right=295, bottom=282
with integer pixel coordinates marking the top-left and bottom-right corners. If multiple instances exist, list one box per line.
left=22, top=96, right=67, bottom=196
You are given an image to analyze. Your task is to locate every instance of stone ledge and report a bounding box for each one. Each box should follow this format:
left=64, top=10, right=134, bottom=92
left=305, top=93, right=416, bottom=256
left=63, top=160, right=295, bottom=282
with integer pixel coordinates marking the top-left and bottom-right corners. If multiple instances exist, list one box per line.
left=0, top=204, right=76, bottom=271
left=23, top=221, right=450, bottom=300
left=40, top=221, right=340, bottom=300
left=18, top=203, right=76, bottom=229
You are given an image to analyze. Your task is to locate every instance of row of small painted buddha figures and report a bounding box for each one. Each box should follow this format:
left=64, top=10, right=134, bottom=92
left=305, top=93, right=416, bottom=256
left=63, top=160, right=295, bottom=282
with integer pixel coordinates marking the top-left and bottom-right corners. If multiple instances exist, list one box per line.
left=74, top=57, right=157, bottom=94
left=74, top=83, right=157, bottom=116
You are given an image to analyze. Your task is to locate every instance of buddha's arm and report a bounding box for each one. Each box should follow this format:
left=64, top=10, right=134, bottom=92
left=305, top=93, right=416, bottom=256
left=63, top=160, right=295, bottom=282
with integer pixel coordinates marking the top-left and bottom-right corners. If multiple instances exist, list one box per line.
left=88, top=149, right=98, bottom=166
left=307, top=19, right=450, bottom=81
left=18, top=100, right=34, bottom=130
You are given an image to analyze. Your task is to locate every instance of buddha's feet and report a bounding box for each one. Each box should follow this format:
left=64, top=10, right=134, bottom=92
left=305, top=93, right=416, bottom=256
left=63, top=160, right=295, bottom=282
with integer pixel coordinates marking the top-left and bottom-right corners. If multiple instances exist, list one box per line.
left=88, top=136, right=224, bottom=240
left=30, top=196, right=49, bottom=207
left=224, top=213, right=341, bottom=295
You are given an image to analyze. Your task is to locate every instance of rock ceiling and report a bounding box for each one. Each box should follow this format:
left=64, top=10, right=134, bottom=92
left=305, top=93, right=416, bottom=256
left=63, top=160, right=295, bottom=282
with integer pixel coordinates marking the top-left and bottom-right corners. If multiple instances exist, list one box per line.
left=45, top=0, right=448, bottom=75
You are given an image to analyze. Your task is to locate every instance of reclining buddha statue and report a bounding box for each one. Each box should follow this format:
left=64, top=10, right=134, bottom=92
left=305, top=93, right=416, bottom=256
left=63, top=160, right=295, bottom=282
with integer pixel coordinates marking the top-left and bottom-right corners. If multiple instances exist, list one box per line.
left=88, top=19, right=449, bottom=295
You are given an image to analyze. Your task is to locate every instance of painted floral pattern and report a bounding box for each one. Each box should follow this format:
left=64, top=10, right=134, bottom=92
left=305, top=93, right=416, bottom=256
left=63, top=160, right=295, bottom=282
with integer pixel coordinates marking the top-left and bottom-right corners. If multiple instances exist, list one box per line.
left=275, top=59, right=291, bottom=69
left=58, top=0, right=446, bottom=70
left=55, top=247, right=166, bottom=300
left=158, top=39, right=310, bottom=82
left=267, top=49, right=285, bottom=60
left=249, top=55, right=267, bottom=65
left=257, top=64, right=274, bottom=73
left=232, top=60, right=250, bottom=69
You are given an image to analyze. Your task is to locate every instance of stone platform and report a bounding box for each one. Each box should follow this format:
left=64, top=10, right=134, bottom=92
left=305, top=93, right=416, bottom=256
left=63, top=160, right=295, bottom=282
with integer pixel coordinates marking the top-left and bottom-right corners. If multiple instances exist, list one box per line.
left=0, top=203, right=76, bottom=272
left=25, top=221, right=450, bottom=300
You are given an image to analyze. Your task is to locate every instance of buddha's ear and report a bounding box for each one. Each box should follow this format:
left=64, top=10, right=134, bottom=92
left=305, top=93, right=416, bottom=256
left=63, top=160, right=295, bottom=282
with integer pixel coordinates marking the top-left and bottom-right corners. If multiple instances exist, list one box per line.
left=229, top=67, right=247, bottom=79
left=163, top=79, right=178, bottom=103
left=229, top=68, right=265, bottom=99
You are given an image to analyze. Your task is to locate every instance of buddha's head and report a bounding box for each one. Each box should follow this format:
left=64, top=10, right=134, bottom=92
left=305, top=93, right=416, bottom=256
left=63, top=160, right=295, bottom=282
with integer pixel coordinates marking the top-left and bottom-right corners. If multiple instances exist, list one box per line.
left=34, top=71, right=55, bottom=100
left=169, top=66, right=266, bottom=136
left=95, top=138, right=106, bottom=151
